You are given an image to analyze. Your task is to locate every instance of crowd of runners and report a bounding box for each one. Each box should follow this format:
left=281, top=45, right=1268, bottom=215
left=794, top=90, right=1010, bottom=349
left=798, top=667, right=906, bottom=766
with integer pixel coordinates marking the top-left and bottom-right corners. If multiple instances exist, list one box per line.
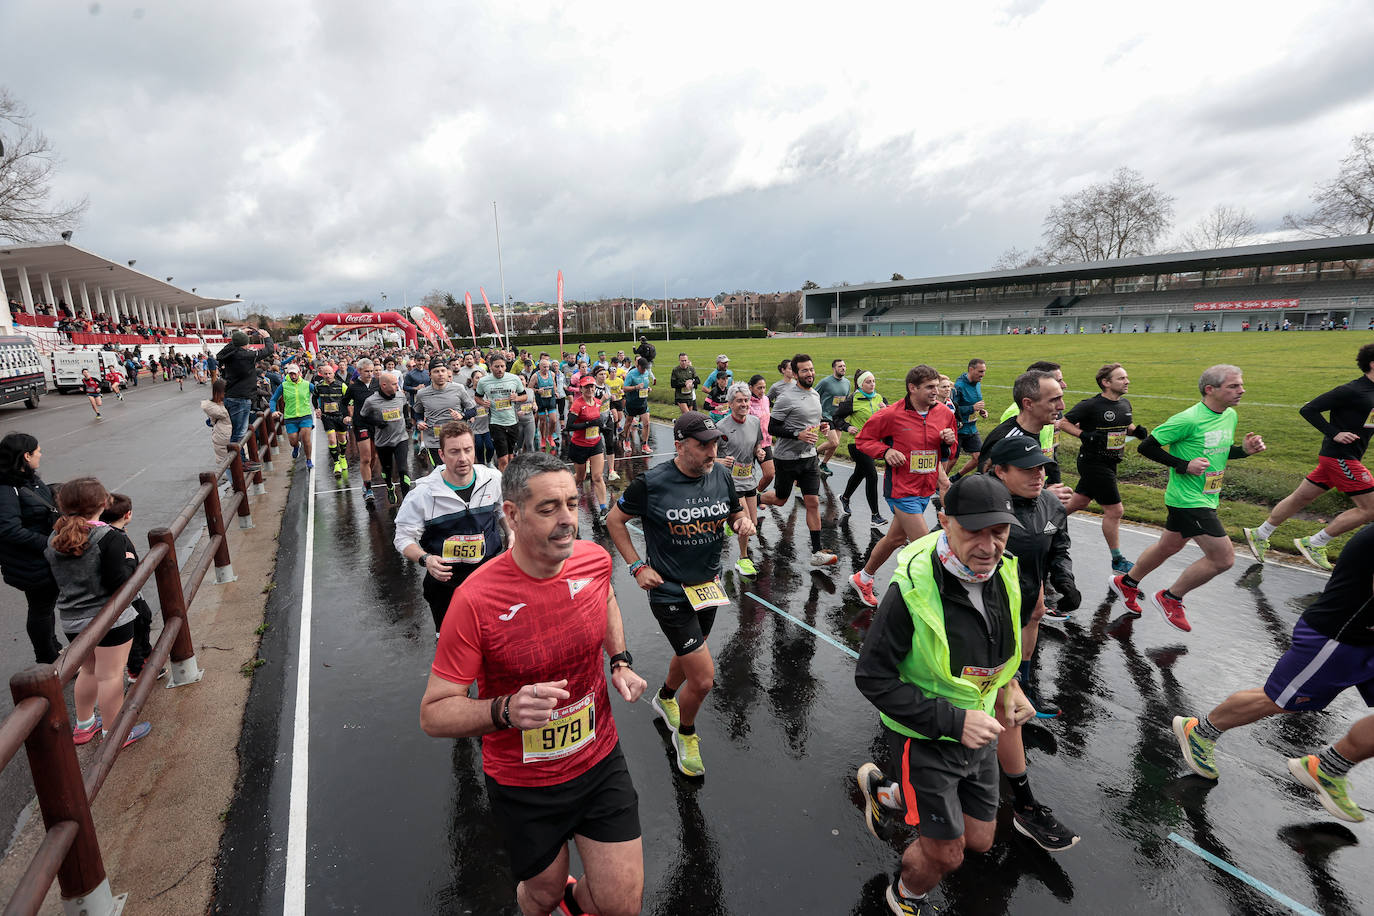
left=168, top=331, right=1374, bottom=916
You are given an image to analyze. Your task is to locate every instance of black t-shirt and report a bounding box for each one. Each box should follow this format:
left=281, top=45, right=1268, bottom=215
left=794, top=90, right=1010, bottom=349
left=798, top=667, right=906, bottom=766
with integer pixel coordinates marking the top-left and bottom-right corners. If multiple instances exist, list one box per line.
left=1065, top=394, right=1134, bottom=464
left=1299, top=376, right=1374, bottom=461
left=1300, top=522, right=1374, bottom=646
left=978, top=416, right=1061, bottom=484
left=616, top=459, right=741, bottom=605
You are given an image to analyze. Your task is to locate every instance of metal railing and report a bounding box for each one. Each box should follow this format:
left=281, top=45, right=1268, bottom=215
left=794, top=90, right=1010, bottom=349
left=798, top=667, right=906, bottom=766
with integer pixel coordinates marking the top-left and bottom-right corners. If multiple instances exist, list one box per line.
left=0, top=410, right=286, bottom=916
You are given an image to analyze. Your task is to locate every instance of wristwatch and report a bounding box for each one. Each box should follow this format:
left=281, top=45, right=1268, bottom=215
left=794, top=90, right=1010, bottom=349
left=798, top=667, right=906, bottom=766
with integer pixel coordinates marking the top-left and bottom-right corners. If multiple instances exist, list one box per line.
left=609, top=650, right=633, bottom=670
left=416, top=552, right=430, bottom=567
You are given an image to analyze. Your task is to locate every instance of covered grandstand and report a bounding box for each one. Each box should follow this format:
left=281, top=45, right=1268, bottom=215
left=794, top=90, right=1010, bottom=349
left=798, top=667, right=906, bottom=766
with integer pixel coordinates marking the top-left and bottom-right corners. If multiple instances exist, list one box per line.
left=805, top=235, right=1374, bottom=336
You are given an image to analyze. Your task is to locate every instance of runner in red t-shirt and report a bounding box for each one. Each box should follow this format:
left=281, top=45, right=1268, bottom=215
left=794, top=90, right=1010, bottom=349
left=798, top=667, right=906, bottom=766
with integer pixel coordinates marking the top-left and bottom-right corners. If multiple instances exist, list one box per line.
left=103, top=366, right=125, bottom=401
left=567, top=375, right=610, bottom=520
left=421, top=451, right=647, bottom=916
left=80, top=369, right=103, bottom=419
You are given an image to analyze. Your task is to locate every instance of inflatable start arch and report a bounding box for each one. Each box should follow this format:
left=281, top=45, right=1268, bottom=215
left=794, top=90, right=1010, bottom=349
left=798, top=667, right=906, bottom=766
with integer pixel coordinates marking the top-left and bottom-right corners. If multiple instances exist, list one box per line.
left=302, top=312, right=419, bottom=351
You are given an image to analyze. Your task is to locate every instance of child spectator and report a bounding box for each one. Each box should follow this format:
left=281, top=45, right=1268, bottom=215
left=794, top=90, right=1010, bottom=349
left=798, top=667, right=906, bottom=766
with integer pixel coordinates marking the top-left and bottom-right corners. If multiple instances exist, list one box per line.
left=99, top=493, right=158, bottom=685
left=203, top=379, right=232, bottom=462
left=45, top=477, right=151, bottom=747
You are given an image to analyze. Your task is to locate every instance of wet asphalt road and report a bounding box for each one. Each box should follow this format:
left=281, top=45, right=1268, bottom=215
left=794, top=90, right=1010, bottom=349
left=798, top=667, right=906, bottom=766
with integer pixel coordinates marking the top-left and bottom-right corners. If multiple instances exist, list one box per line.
left=225, top=422, right=1371, bottom=916
left=0, top=375, right=240, bottom=850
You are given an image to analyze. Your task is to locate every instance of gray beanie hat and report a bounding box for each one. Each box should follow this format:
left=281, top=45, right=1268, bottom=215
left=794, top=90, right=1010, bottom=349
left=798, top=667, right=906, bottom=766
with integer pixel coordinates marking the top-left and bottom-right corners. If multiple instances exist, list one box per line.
left=231, top=330, right=250, bottom=346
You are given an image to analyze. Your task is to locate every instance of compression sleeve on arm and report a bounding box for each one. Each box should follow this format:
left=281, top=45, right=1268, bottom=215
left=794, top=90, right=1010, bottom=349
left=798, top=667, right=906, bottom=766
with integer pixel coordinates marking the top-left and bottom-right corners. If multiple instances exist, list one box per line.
left=1137, top=435, right=1191, bottom=473
left=1228, top=444, right=1249, bottom=460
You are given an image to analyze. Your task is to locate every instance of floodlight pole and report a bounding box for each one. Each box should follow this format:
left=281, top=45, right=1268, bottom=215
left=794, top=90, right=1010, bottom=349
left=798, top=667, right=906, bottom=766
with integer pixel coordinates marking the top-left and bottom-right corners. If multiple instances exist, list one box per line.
left=664, top=277, right=670, bottom=342
left=493, top=202, right=509, bottom=350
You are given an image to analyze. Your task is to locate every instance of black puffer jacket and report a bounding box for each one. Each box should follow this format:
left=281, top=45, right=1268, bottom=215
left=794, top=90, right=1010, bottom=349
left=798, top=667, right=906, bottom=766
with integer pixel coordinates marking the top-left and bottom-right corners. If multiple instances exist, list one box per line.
left=217, top=337, right=275, bottom=400
left=0, top=475, right=60, bottom=590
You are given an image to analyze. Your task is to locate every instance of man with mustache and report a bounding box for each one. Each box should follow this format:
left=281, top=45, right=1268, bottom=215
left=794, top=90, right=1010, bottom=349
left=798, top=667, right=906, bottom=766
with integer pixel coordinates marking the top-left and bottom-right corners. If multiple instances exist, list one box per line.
left=422, top=451, right=647, bottom=916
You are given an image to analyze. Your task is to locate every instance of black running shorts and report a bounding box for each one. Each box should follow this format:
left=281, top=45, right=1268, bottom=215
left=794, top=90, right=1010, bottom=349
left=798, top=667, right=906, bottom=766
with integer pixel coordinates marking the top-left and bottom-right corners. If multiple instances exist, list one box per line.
left=484, top=743, right=640, bottom=882
left=957, top=431, right=983, bottom=455
left=491, top=422, right=520, bottom=457
left=1074, top=456, right=1122, bottom=506
left=650, top=599, right=717, bottom=656
left=771, top=456, right=821, bottom=500
left=321, top=415, right=348, bottom=433
left=1165, top=505, right=1227, bottom=539
left=569, top=440, right=606, bottom=465
left=885, top=726, right=998, bottom=840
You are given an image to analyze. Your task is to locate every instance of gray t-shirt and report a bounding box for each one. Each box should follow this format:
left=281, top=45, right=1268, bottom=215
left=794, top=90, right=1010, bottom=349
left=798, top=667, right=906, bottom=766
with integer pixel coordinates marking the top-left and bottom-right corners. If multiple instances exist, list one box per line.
left=413, top=383, right=469, bottom=447
left=476, top=373, right=526, bottom=427
left=716, top=413, right=763, bottom=491
left=360, top=391, right=410, bottom=447
left=770, top=383, right=822, bottom=461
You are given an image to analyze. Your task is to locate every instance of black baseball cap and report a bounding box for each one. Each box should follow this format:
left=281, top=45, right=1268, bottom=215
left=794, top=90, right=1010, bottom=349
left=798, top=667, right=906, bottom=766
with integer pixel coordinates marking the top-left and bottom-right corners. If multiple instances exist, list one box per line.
left=943, top=475, right=1021, bottom=529
left=986, top=435, right=1053, bottom=469
left=674, top=411, right=726, bottom=443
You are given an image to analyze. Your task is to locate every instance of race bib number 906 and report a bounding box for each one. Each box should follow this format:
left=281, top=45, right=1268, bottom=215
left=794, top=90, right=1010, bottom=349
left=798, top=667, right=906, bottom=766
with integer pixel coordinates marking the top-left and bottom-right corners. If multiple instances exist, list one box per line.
left=910, top=450, right=938, bottom=473
left=522, top=694, right=595, bottom=763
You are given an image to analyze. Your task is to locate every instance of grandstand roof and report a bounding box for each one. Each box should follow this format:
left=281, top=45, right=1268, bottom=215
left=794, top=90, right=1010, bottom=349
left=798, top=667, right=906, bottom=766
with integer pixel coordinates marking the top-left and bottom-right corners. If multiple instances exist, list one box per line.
left=810, top=234, right=1374, bottom=298
left=0, top=241, right=239, bottom=314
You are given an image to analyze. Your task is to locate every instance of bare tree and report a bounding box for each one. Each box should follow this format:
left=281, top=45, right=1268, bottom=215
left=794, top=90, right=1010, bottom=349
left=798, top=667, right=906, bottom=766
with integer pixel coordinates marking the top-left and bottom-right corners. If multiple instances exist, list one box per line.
left=1178, top=204, right=1257, bottom=251
left=1283, top=133, right=1374, bottom=238
left=0, top=88, right=88, bottom=243
left=341, top=298, right=376, bottom=313
left=1040, top=167, right=1174, bottom=263
left=801, top=280, right=820, bottom=290
left=992, top=246, right=1048, bottom=270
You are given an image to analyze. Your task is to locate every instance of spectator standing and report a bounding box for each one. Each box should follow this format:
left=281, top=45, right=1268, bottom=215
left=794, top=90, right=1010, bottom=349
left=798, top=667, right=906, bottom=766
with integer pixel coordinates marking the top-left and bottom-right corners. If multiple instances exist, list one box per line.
left=0, top=433, right=64, bottom=663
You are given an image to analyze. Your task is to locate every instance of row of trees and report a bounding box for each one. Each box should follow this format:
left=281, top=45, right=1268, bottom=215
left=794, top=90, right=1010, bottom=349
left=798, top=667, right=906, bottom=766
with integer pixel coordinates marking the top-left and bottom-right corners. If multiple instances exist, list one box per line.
left=994, top=133, right=1374, bottom=270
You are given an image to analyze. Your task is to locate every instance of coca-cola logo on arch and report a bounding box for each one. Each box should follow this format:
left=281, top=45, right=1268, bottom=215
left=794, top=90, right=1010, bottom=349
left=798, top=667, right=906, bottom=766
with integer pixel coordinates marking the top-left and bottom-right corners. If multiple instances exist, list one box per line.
left=342, top=314, right=379, bottom=324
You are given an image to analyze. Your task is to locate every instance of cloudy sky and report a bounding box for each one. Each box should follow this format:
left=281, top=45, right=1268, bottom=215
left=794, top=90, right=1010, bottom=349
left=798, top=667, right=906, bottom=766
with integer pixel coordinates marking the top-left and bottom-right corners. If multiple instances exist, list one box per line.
left=4, top=0, right=1374, bottom=315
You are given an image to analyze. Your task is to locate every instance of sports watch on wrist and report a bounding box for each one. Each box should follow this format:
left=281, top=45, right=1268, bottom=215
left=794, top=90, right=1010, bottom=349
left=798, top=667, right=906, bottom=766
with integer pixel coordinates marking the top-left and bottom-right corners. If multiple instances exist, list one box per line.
left=609, top=650, right=633, bottom=670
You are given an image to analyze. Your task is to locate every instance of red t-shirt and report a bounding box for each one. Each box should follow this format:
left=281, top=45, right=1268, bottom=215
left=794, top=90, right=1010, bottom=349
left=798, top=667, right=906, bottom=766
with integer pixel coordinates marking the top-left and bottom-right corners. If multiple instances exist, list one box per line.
left=855, top=399, right=958, bottom=498
left=568, top=395, right=603, bottom=448
left=432, top=541, right=617, bottom=787
left=82, top=377, right=100, bottom=396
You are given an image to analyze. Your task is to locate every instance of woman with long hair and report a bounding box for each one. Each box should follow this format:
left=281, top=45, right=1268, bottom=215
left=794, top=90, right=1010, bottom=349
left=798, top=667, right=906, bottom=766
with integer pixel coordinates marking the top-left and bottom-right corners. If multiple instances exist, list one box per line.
left=45, top=477, right=151, bottom=747
left=748, top=374, right=775, bottom=493
left=466, top=369, right=494, bottom=466
left=834, top=370, right=888, bottom=527
left=203, top=378, right=233, bottom=462
left=0, top=432, right=64, bottom=663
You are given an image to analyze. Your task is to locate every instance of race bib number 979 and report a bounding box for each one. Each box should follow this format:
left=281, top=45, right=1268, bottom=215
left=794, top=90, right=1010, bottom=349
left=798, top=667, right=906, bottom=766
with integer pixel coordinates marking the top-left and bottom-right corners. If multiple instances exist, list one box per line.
left=522, top=694, right=595, bottom=763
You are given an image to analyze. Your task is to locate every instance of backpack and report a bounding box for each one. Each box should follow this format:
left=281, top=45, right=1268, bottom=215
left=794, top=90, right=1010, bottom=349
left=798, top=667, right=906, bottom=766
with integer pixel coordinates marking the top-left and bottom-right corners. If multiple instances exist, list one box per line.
left=640, top=342, right=656, bottom=362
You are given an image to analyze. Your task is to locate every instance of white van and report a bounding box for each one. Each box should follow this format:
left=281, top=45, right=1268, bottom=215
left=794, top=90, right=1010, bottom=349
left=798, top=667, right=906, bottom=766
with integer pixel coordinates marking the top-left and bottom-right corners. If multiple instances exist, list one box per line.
left=51, top=349, right=124, bottom=393
left=0, top=336, right=46, bottom=410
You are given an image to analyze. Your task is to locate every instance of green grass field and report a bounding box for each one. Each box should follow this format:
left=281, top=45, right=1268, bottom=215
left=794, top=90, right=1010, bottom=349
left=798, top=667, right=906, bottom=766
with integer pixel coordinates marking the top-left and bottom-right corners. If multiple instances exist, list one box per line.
left=576, top=330, right=1374, bottom=560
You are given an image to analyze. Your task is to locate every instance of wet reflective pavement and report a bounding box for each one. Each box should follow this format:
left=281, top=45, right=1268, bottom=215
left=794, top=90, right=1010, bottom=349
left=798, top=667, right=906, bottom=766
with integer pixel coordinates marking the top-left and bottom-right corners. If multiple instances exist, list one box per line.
left=226, top=423, right=1372, bottom=915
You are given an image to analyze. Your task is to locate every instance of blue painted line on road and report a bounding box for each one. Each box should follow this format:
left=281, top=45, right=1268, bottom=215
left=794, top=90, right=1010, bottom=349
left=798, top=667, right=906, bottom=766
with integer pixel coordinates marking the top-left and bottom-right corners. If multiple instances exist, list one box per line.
left=1167, top=833, right=1319, bottom=916
left=744, top=591, right=859, bottom=660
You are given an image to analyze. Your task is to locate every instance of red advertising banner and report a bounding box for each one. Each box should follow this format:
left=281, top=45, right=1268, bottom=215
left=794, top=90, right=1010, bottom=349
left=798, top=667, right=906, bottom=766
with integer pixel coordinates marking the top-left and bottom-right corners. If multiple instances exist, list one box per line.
left=1193, top=298, right=1299, bottom=312
left=409, top=306, right=452, bottom=350
left=557, top=270, right=565, bottom=354
left=464, top=292, right=478, bottom=348
left=480, top=287, right=504, bottom=349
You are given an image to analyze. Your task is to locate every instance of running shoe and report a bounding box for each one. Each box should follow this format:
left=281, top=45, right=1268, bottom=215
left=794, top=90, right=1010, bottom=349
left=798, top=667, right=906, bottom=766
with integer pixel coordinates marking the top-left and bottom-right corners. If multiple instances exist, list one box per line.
left=1020, top=680, right=1061, bottom=719
left=1012, top=804, right=1080, bottom=852
left=673, top=731, right=705, bottom=777
left=857, top=761, right=902, bottom=839
left=291, top=444, right=300, bottom=459
left=95, top=413, right=102, bottom=419
left=120, top=721, right=152, bottom=749
left=735, top=557, right=757, bottom=577
left=1171, top=716, right=1218, bottom=779
left=819, top=462, right=833, bottom=478
left=1040, top=606, right=1072, bottom=626
left=1108, top=574, right=1143, bottom=615
left=1152, top=590, right=1191, bottom=632
left=333, top=460, right=342, bottom=480
left=1110, top=554, right=1134, bottom=574
left=363, top=488, right=375, bottom=507
left=1242, top=527, right=1270, bottom=563
left=305, top=459, right=314, bottom=470
left=641, top=443, right=652, bottom=455
left=386, top=483, right=397, bottom=506
left=556, top=876, right=583, bottom=916
left=850, top=571, right=878, bottom=608
left=652, top=694, right=680, bottom=732
left=884, top=874, right=937, bottom=915
left=1287, top=754, right=1365, bottom=823
left=1294, top=536, right=1332, bottom=571
left=811, top=550, right=838, bottom=567
left=839, top=495, right=852, bottom=518
left=607, top=470, right=621, bottom=482
left=72, top=717, right=102, bottom=746
left=871, top=513, right=889, bottom=529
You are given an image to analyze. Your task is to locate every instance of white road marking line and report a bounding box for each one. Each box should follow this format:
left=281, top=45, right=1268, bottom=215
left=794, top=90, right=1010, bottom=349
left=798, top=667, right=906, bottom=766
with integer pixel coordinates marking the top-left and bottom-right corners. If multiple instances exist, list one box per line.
left=284, top=425, right=317, bottom=914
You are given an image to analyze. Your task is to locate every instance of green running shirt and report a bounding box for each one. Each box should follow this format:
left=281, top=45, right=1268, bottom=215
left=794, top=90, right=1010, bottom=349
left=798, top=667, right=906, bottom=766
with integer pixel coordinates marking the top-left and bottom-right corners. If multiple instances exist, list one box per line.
left=1152, top=401, right=1238, bottom=509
